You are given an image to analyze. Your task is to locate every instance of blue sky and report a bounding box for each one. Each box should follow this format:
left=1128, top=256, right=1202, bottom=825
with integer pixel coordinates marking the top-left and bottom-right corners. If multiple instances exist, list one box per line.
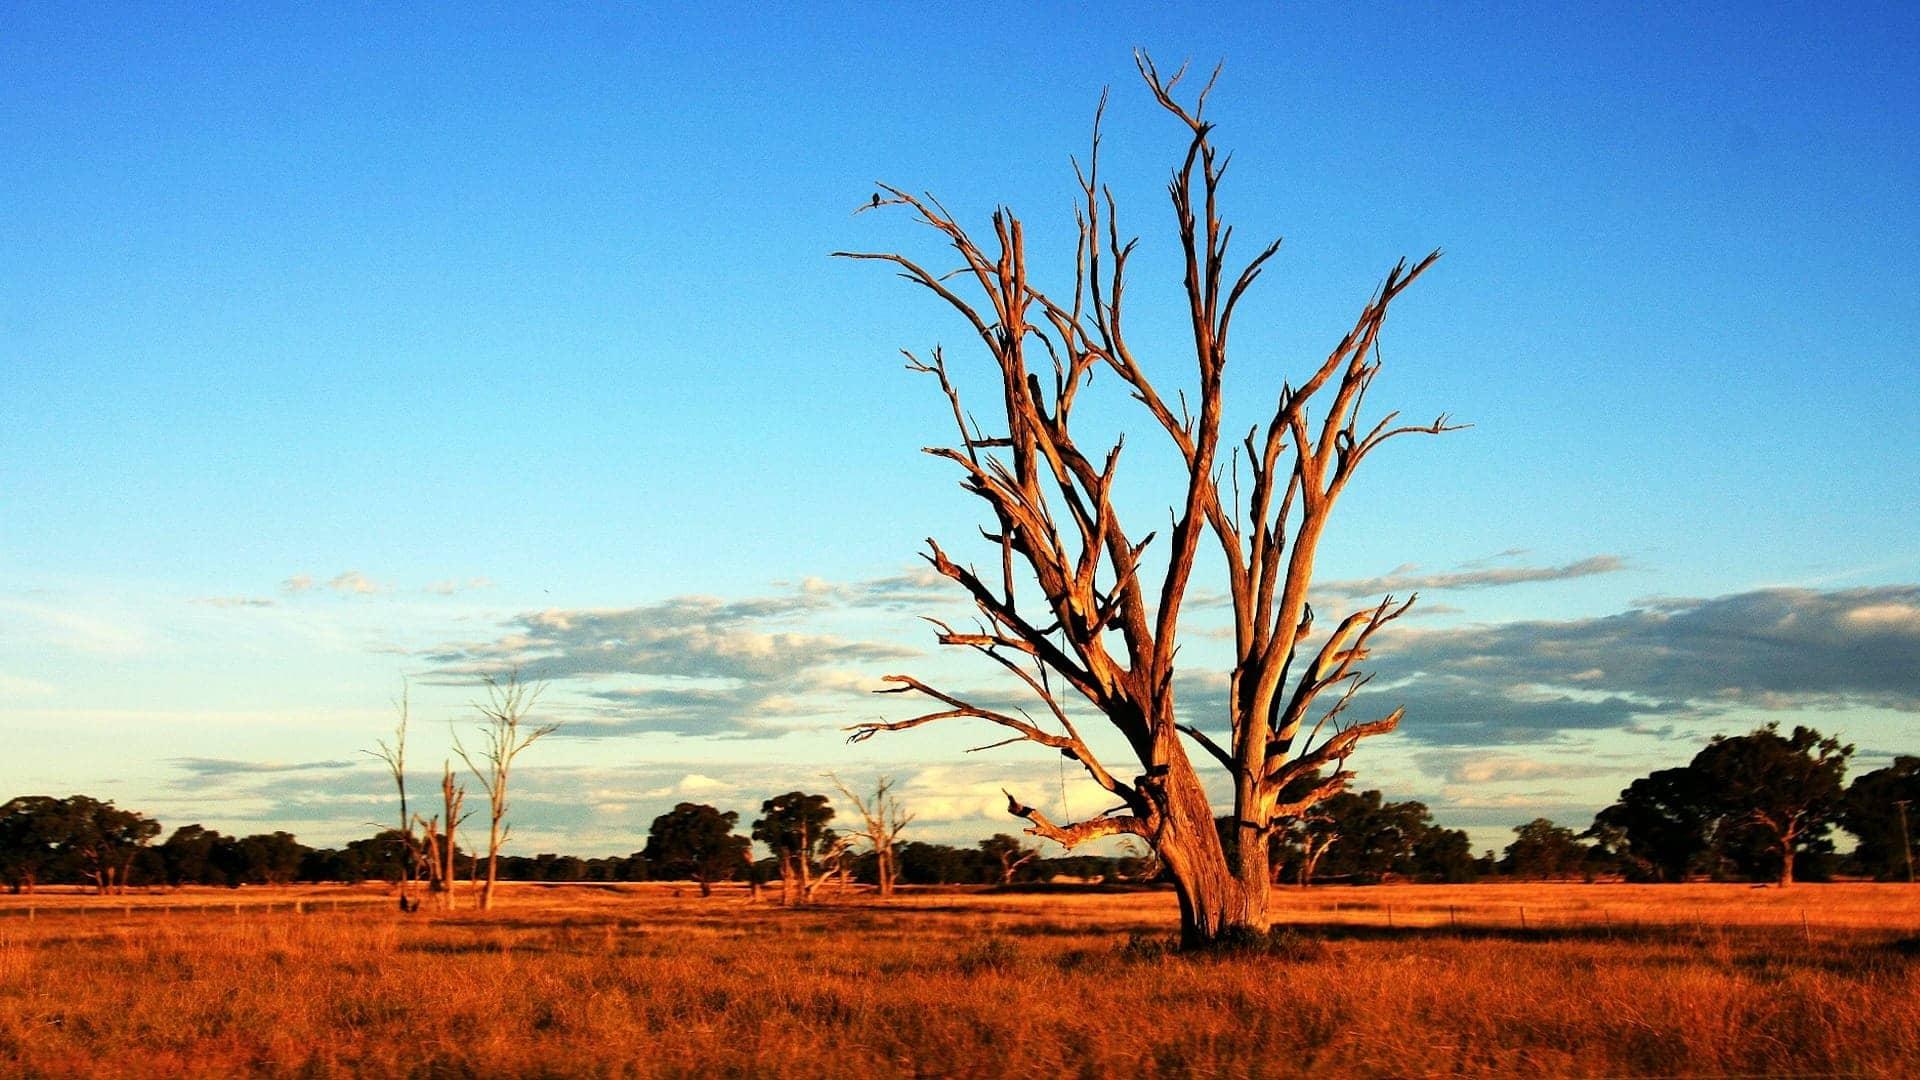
left=4, top=5, right=1917, bottom=856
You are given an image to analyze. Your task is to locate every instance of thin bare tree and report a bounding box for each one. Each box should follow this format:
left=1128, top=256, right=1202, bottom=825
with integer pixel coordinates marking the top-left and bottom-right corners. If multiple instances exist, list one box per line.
left=365, top=680, right=422, bottom=912
left=455, top=670, right=558, bottom=911
left=838, top=54, right=1457, bottom=945
left=829, top=773, right=915, bottom=898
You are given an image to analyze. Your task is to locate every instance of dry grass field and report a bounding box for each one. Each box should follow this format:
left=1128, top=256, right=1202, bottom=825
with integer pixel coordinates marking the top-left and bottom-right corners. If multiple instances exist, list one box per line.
left=2, top=882, right=1917, bottom=1078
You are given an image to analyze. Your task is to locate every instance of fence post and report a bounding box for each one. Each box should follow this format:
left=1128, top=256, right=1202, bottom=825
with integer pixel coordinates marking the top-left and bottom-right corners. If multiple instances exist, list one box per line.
left=1448, top=904, right=1456, bottom=929
left=1519, top=906, right=1527, bottom=931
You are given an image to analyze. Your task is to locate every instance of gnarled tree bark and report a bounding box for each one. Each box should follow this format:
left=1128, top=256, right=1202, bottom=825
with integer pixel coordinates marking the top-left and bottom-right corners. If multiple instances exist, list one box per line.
left=839, top=54, right=1456, bottom=947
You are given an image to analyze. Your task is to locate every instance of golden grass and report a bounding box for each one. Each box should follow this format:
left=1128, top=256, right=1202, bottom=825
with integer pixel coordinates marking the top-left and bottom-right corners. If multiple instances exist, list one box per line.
left=2, top=883, right=1916, bottom=1077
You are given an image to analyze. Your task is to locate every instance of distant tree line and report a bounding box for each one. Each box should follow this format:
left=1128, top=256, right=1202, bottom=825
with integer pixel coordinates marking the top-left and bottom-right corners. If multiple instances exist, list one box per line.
left=8, top=723, right=1912, bottom=893
left=0, top=793, right=1152, bottom=894
left=1493, top=724, right=1916, bottom=885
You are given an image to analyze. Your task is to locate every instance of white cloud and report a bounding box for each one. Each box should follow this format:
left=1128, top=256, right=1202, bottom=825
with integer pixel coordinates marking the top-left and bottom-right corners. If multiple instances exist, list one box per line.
left=327, top=571, right=385, bottom=596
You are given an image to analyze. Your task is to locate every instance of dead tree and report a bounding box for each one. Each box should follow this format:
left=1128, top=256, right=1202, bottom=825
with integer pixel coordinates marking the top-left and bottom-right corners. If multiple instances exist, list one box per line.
left=366, top=681, right=422, bottom=912
left=417, top=762, right=471, bottom=911
left=839, top=54, right=1456, bottom=946
left=829, top=774, right=914, bottom=898
left=455, top=670, right=558, bottom=912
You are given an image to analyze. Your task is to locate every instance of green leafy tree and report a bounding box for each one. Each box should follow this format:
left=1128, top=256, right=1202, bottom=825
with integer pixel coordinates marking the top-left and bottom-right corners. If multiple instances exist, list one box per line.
left=1408, top=824, right=1478, bottom=883
left=1501, top=818, right=1588, bottom=880
left=1691, top=724, right=1850, bottom=885
left=1592, top=725, right=1853, bottom=885
left=1588, top=766, right=1713, bottom=882
left=753, top=791, right=838, bottom=905
left=1842, top=757, right=1920, bottom=881
left=0, top=796, right=71, bottom=893
left=62, top=795, right=161, bottom=894
left=1285, top=790, right=1441, bottom=884
left=159, top=824, right=233, bottom=886
left=235, top=832, right=310, bottom=885
left=643, top=803, right=749, bottom=897
left=344, top=829, right=418, bottom=885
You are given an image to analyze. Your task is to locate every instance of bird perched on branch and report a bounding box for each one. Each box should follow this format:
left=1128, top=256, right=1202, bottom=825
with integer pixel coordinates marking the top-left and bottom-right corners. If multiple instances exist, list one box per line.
left=871, top=192, right=881, bottom=209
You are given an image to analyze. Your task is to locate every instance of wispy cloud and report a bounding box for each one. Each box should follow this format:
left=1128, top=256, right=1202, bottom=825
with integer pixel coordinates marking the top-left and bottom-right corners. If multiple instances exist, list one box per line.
left=1318, top=554, right=1628, bottom=601
left=194, top=596, right=275, bottom=609
left=170, top=757, right=360, bottom=778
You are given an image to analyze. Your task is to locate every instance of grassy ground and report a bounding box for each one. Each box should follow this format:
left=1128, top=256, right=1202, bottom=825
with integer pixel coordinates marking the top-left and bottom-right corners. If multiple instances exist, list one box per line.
left=1, top=882, right=1916, bottom=1077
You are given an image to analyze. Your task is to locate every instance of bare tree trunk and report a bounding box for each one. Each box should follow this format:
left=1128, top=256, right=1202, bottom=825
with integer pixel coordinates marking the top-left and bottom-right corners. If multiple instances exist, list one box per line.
left=778, top=854, right=798, bottom=907
left=1299, top=834, right=1337, bottom=887
left=795, top=821, right=813, bottom=906
left=422, top=764, right=468, bottom=911
left=1154, top=752, right=1264, bottom=945
left=482, top=817, right=500, bottom=911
